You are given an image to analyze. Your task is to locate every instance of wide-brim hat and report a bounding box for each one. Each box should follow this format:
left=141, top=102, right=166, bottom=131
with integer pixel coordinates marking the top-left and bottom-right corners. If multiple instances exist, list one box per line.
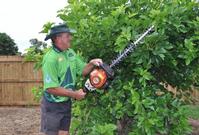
left=44, top=23, right=76, bottom=41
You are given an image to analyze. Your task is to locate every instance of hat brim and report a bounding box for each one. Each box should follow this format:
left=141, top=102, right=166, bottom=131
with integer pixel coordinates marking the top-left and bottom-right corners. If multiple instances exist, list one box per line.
left=44, top=29, right=76, bottom=41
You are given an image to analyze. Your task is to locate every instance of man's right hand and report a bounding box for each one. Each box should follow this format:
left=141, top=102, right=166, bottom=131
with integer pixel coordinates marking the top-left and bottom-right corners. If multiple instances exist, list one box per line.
left=74, top=89, right=86, bottom=100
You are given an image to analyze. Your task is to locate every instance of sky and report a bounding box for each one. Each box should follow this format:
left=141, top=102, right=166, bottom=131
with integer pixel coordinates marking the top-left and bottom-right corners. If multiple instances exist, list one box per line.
left=0, top=0, right=67, bottom=53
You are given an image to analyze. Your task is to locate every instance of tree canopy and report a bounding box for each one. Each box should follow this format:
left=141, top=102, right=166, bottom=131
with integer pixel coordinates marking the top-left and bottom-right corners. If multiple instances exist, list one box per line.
left=0, top=33, right=18, bottom=55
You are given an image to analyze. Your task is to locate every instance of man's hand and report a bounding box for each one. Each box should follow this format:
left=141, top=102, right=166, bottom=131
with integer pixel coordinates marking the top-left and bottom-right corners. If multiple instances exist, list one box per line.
left=82, top=58, right=103, bottom=76
left=74, top=89, right=86, bottom=100
left=89, top=58, right=103, bottom=66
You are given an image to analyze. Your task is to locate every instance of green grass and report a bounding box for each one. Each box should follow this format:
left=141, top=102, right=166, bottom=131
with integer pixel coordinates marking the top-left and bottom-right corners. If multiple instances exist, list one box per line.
left=183, top=105, right=199, bottom=120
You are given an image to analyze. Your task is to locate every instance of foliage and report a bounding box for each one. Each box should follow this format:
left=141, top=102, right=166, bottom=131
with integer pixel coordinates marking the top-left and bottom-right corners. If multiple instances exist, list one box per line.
left=0, top=33, right=18, bottom=55
left=31, top=86, right=43, bottom=102
left=90, top=123, right=117, bottom=135
left=27, top=0, right=199, bottom=134
left=56, top=0, right=199, bottom=134
left=25, top=39, right=49, bottom=100
left=183, top=105, right=199, bottom=120
left=25, top=38, right=48, bottom=70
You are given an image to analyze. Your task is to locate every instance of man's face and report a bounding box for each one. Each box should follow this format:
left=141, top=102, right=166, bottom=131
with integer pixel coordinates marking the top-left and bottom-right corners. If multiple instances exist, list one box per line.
left=57, top=33, right=72, bottom=49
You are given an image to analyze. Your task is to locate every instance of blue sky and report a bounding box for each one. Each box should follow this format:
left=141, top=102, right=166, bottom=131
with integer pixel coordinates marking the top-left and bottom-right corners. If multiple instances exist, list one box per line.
left=0, top=0, right=67, bottom=53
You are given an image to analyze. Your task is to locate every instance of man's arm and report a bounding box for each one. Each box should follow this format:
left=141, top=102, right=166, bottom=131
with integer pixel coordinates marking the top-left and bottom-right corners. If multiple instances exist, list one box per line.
left=82, top=62, right=94, bottom=77
left=47, top=87, right=86, bottom=100
left=82, top=58, right=103, bottom=77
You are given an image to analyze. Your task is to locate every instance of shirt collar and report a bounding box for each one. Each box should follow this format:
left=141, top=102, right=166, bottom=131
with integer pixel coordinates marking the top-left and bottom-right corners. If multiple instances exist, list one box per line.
left=52, top=44, right=62, bottom=53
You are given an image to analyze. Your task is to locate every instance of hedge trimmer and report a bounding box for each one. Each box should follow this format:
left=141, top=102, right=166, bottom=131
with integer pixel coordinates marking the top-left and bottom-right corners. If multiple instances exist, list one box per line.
left=83, top=25, right=154, bottom=92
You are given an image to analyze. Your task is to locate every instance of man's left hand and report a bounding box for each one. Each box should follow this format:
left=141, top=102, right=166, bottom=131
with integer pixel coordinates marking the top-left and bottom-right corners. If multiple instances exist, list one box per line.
left=89, top=58, right=103, bottom=66
left=82, top=58, right=103, bottom=76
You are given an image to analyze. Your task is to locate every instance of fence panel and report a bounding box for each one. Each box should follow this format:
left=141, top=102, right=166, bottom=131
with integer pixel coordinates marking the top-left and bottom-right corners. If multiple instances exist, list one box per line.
left=0, top=56, right=42, bottom=105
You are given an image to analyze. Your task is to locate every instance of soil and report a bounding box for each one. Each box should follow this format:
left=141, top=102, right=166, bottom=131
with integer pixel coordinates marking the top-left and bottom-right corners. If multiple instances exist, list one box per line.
left=0, top=107, right=43, bottom=135
left=0, top=107, right=199, bottom=135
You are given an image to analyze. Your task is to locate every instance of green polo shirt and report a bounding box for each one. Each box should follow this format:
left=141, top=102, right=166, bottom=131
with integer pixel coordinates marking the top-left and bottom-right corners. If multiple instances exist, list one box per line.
left=42, top=45, right=86, bottom=102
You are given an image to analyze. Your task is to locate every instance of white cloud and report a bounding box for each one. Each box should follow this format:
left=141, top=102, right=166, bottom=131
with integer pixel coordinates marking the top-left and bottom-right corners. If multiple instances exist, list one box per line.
left=0, top=0, right=67, bottom=53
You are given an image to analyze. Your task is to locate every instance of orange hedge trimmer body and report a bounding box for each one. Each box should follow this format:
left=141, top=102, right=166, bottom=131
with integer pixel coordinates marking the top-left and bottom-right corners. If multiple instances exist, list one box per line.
left=84, top=26, right=154, bottom=92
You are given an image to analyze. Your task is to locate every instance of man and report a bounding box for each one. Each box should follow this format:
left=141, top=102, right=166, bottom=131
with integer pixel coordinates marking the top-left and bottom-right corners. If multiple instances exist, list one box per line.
left=41, top=23, right=102, bottom=135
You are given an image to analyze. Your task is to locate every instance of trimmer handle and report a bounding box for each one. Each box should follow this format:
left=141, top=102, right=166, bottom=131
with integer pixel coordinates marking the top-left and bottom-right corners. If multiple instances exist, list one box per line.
left=83, top=63, right=114, bottom=92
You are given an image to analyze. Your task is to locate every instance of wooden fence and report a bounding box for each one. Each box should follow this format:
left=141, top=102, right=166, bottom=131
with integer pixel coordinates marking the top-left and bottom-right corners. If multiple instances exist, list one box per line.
left=166, top=85, right=199, bottom=103
left=0, top=56, right=42, bottom=105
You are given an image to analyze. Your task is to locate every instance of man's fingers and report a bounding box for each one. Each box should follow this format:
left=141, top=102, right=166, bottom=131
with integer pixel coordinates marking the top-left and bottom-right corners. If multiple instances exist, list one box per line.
left=91, top=59, right=103, bottom=66
left=98, top=59, right=103, bottom=64
left=97, top=59, right=103, bottom=63
left=80, top=89, right=86, bottom=94
left=79, top=89, right=86, bottom=97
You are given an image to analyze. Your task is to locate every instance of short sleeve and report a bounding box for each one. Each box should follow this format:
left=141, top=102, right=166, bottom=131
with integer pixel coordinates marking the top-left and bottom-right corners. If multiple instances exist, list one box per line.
left=76, top=54, right=87, bottom=76
left=42, top=59, right=59, bottom=90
